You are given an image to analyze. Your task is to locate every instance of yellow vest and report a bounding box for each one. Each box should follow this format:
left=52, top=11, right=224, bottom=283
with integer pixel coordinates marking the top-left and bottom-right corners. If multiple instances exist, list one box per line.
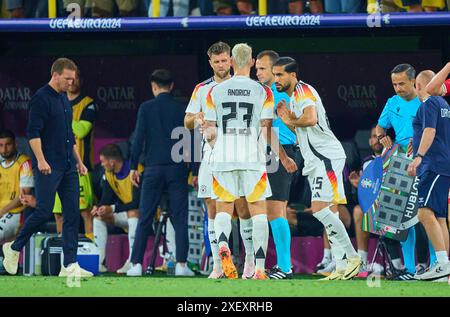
left=104, top=164, right=144, bottom=204
left=72, top=96, right=95, bottom=169
left=0, top=154, right=31, bottom=214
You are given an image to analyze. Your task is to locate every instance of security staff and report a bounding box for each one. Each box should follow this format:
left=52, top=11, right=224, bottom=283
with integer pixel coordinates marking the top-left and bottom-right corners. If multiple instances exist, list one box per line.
left=127, top=69, right=193, bottom=277
left=2, top=58, right=92, bottom=277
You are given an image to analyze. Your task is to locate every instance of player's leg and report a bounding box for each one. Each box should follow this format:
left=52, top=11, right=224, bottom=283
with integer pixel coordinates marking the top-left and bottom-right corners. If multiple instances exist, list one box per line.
left=212, top=171, right=239, bottom=279
left=79, top=173, right=94, bottom=240
left=115, top=209, right=139, bottom=274
left=199, top=159, right=223, bottom=278
left=94, top=211, right=116, bottom=272
left=309, top=159, right=360, bottom=280
left=266, top=145, right=295, bottom=279
left=235, top=198, right=254, bottom=279
left=353, top=204, right=370, bottom=275
left=316, top=231, right=334, bottom=275
left=53, top=193, right=63, bottom=234
left=243, top=169, right=271, bottom=280
left=414, top=173, right=450, bottom=280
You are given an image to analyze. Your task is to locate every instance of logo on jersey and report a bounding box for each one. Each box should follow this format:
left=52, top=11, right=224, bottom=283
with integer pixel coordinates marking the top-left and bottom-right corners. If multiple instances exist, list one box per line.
left=200, top=185, right=207, bottom=195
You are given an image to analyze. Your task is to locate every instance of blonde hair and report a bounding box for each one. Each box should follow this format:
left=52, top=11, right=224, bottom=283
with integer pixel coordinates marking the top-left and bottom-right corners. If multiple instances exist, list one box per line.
left=232, top=43, right=252, bottom=69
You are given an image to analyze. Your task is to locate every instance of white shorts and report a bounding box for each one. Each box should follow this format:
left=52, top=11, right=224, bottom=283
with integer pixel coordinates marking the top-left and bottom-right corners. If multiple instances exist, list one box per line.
left=307, top=158, right=347, bottom=205
left=197, top=151, right=213, bottom=199
left=212, top=170, right=272, bottom=203
left=0, top=213, right=20, bottom=243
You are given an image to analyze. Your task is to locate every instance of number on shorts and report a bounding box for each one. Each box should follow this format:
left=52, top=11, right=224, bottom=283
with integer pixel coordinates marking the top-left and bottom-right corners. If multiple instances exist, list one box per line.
left=312, top=177, right=323, bottom=190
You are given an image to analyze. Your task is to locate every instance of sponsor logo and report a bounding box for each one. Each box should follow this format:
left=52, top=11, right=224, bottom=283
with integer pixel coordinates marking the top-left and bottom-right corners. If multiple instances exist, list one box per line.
left=97, top=86, right=136, bottom=110
left=337, top=84, right=377, bottom=109
left=49, top=18, right=122, bottom=30
left=245, top=15, right=320, bottom=28
left=0, top=87, right=32, bottom=110
left=361, top=178, right=373, bottom=189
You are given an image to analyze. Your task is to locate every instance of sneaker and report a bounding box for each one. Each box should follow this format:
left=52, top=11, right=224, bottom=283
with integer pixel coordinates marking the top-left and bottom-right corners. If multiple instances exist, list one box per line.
left=175, top=263, right=195, bottom=276
left=356, top=262, right=369, bottom=278
left=414, top=262, right=450, bottom=281
left=241, top=261, right=255, bottom=280
left=415, top=263, right=427, bottom=276
left=252, top=269, right=268, bottom=280
left=432, top=276, right=449, bottom=283
left=99, top=264, right=107, bottom=273
left=317, top=260, right=336, bottom=276
left=208, top=269, right=224, bottom=279
left=155, top=261, right=168, bottom=272
left=314, top=257, right=332, bottom=273
left=116, top=260, right=131, bottom=274
left=58, top=262, right=94, bottom=278
left=342, top=256, right=362, bottom=280
left=126, top=263, right=142, bottom=277
left=389, top=268, right=415, bottom=281
left=268, top=266, right=293, bottom=280
left=2, top=242, right=19, bottom=275
left=218, top=246, right=238, bottom=279
left=319, top=270, right=345, bottom=281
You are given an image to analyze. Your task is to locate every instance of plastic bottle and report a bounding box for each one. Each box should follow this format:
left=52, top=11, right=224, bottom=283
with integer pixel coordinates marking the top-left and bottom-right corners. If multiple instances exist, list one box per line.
left=167, top=260, right=175, bottom=276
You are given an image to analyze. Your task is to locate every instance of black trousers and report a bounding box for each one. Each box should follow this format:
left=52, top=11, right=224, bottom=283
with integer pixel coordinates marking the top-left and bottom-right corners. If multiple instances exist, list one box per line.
left=12, top=167, right=80, bottom=266
left=131, top=164, right=189, bottom=264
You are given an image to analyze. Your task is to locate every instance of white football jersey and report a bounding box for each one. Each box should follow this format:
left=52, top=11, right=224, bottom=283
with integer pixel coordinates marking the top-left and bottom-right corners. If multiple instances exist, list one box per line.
left=204, top=75, right=274, bottom=172
left=290, top=81, right=346, bottom=175
left=186, top=77, right=216, bottom=153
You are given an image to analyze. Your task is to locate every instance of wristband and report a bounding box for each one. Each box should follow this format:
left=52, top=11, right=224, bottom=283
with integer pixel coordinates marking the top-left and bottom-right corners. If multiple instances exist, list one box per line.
left=415, top=153, right=424, bottom=159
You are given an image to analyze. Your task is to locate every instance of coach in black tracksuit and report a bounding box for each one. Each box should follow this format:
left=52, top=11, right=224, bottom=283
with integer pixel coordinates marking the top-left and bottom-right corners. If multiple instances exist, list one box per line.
left=128, top=69, right=191, bottom=275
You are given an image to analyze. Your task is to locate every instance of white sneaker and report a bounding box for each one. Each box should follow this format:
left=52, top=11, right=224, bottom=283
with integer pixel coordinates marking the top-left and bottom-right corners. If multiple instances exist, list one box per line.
left=126, top=263, right=142, bottom=277
left=175, top=263, right=195, bottom=276
left=116, top=260, right=132, bottom=274
left=2, top=242, right=20, bottom=275
left=317, top=260, right=336, bottom=276
left=208, top=269, right=224, bottom=279
left=432, top=276, right=449, bottom=283
left=99, top=264, right=107, bottom=273
left=414, top=262, right=450, bottom=281
left=59, top=262, right=94, bottom=278
left=241, top=261, right=255, bottom=279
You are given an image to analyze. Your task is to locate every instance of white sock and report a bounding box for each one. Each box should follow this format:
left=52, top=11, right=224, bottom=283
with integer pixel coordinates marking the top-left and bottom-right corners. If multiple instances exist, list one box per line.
left=113, top=212, right=128, bottom=228
left=166, top=218, right=177, bottom=256
left=392, top=258, right=403, bottom=270
left=358, top=249, right=368, bottom=264
left=239, top=218, right=254, bottom=264
left=314, top=207, right=358, bottom=260
left=436, top=251, right=449, bottom=264
left=93, top=218, right=108, bottom=265
left=331, top=211, right=347, bottom=271
left=127, top=217, right=138, bottom=261
left=208, top=218, right=222, bottom=272
left=322, top=248, right=332, bottom=262
left=214, top=212, right=232, bottom=249
left=252, top=214, right=269, bottom=271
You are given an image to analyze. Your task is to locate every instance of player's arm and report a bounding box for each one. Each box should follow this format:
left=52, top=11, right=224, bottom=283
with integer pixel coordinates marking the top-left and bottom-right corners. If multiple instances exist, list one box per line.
left=92, top=178, right=117, bottom=216
left=290, top=105, right=318, bottom=128
left=261, top=119, right=298, bottom=173
left=408, top=100, right=438, bottom=177
left=73, top=102, right=96, bottom=139
left=73, top=145, right=87, bottom=176
left=426, top=62, right=450, bottom=96
left=184, top=112, right=196, bottom=130
left=204, top=121, right=217, bottom=147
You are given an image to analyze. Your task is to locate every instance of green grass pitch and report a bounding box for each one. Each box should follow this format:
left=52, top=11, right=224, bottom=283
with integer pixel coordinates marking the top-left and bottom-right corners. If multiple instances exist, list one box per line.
left=0, top=273, right=449, bottom=297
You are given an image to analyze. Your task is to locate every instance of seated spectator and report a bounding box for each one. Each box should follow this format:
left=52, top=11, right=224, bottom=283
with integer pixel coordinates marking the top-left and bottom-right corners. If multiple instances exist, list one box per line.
left=92, top=144, right=141, bottom=274
left=324, top=0, right=362, bottom=13
left=213, top=0, right=235, bottom=15
left=147, top=0, right=190, bottom=17
left=6, top=0, right=47, bottom=18
left=288, top=0, right=323, bottom=14
left=367, top=0, right=445, bottom=13
left=236, top=0, right=256, bottom=15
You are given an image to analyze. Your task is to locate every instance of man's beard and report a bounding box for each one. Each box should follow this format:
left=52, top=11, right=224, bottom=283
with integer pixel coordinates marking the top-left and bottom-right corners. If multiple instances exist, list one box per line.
left=276, top=83, right=290, bottom=92
left=215, top=70, right=230, bottom=80
left=0, top=152, right=16, bottom=160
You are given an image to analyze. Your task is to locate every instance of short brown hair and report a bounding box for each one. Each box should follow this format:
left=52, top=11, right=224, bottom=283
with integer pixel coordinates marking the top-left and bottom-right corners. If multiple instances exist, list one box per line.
left=207, top=41, right=231, bottom=58
left=99, top=143, right=123, bottom=161
left=50, top=58, right=77, bottom=76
